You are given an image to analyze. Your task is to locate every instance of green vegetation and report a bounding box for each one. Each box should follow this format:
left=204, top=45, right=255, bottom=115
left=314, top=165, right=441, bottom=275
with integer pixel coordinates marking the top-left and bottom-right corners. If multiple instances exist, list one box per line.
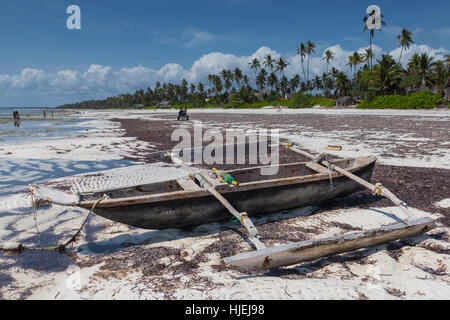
left=57, top=25, right=449, bottom=111
left=358, top=91, right=443, bottom=109
left=287, top=94, right=336, bottom=108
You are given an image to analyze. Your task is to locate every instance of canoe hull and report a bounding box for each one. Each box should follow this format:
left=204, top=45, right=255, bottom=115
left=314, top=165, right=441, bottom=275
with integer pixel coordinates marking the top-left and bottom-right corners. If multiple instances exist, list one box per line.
left=93, top=161, right=375, bottom=230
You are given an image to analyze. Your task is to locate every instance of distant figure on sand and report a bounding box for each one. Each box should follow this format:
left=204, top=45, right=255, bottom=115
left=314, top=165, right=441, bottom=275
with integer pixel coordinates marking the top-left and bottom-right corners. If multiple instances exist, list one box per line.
left=43, top=110, right=46, bottom=119
left=13, top=111, right=21, bottom=127
left=177, top=107, right=189, bottom=121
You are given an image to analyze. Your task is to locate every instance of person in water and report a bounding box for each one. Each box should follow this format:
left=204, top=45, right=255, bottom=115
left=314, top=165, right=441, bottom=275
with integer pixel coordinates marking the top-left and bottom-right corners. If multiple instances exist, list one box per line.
left=13, top=111, right=21, bottom=127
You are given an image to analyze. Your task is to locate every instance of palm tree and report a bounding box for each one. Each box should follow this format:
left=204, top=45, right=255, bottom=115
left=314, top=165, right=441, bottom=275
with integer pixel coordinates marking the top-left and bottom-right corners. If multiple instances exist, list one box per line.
left=430, top=61, right=448, bottom=96
left=300, top=81, right=308, bottom=93
left=249, top=58, right=261, bottom=86
left=408, top=53, right=436, bottom=91
left=353, top=52, right=364, bottom=75
left=279, top=76, right=289, bottom=96
left=363, top=10, right=386, bottom=68
left=264, top=54, right=275, bottom=73
left=397, top=28, right=414, bottom=64
left=418, top=53, right=436, bottom=89
left=256, top=68, right=267, bottom=99
left=275, top=57, right=289, bottom=77
left=197, top=82, right=205, bottom=98
left=242, top=74, right=250, bottom=87
left=347, top=55, right=355, bottom=77
left=220, top=69, right=233, bottom=95
left=289, top=75, right=300, bottom=94
left=322, top=72, right=334, bottom=97
left=313, top=75, right=323, bottom=95
left=208, top=75, right=223, bottom=98
left=363, top=48, right=374, bottom=67
left=296, top=42, right=308, bottom=82
left=233, top=68, right=243, bottom=89
left=267, top=72, right=278, bottom=92
left=322, top=49, right=335, bottom=73
left=369, top=54, right=403, bottom=95
left=190, top=83, right=196, bottom=96
left=306, top=40, right=317, bottom=81
left=334, top=72, right=351, bottom=97
left=213, top=76, right=223, bottom=100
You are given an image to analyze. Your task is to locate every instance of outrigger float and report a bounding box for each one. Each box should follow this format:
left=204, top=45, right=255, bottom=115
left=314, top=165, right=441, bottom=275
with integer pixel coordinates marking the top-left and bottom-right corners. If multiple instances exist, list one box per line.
left=29, top=140, right=438, bottom=269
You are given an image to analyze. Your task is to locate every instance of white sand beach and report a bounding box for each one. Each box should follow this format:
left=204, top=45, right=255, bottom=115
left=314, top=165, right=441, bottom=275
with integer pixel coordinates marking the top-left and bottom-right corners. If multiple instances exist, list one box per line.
left=0, top=108, right=449, bottom=300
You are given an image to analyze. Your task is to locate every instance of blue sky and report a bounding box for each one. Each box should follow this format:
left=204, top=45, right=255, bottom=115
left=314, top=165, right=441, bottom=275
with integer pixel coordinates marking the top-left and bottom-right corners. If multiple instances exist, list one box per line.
left=1, top=0, right=449, bottom=107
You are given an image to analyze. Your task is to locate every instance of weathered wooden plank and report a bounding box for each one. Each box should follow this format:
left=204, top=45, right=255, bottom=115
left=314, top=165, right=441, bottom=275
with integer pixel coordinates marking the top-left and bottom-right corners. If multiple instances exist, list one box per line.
left=305, top=162, right=331, bottom=174
left=223, top=217, right=438, bottom=269
left=176, top=176, right=201, bottom=191
left=326, top=145, right=343, bottom=151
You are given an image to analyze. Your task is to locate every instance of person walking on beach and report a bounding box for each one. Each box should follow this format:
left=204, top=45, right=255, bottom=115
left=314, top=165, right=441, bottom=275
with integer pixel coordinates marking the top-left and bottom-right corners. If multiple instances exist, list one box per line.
left=43, top=110, right=46, bottom=119
left=13, top=111, right=21, bottom=127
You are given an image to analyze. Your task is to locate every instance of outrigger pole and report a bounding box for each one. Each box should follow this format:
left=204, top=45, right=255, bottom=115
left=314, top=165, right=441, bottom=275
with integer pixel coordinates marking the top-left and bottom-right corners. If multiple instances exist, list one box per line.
left=222, top=142, right=438, bottom=269
left=279, top=140, right=419, bottom=220
left=167, top=153, right=266, bottom=250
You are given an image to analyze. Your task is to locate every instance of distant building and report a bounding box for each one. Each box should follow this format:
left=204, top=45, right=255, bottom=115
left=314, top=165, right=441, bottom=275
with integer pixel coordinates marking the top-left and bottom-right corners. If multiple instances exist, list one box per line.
left=158, top=100, right=170, bottom=108
left=135, top=104, right=145, bottom=109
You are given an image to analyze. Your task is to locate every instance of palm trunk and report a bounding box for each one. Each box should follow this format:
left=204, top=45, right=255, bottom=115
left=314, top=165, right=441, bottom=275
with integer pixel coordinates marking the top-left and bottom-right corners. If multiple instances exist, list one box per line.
left=301, top=59, right=306, bottom=83
left=369, top=38, right=372, bottom=69
left=307, top=56, right=311, bottom=82
left=399, top=47, right=404, bottom=65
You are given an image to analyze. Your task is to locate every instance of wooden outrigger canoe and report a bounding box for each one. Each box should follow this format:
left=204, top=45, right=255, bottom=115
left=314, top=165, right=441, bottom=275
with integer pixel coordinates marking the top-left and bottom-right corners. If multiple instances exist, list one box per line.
left=29, top=141, right=438, bottom=269
left=32, top=157, right=375, bottom=230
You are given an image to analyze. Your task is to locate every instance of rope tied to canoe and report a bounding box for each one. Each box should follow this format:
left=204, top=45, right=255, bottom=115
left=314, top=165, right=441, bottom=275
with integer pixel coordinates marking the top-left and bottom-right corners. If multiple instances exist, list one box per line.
left=212, top=168, right=239, bottom=186
left=239, top=213, right=249, bottom=225
left=231, top=213, right=248, bottom=225
left=325, top=154, right=337, bottom=189
left=372, top=183, right=384, bottom=197
left=30, top=192, right=42, bottom=248
left=313, top=153, right=327, bottom=164
left=1, top=194, right=106, bottom=253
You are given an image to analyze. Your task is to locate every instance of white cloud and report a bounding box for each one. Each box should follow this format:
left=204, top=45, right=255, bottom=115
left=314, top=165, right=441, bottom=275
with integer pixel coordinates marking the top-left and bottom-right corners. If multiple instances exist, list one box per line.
left=185, top=31, right=216, bottom=47
left=389, top=44, right=449, bottom=66
left=0, top=43, right=448, bottom=107
left=154, top=28, right=217, bottom=48
left=11, top=68, right=46, bottom=89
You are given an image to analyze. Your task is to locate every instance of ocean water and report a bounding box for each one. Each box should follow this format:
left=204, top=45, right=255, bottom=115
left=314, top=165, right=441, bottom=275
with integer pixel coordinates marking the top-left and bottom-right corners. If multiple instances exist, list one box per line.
left=0, top=108, right=90, bottom=143
left=0, top=108, right=137, bottom=197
